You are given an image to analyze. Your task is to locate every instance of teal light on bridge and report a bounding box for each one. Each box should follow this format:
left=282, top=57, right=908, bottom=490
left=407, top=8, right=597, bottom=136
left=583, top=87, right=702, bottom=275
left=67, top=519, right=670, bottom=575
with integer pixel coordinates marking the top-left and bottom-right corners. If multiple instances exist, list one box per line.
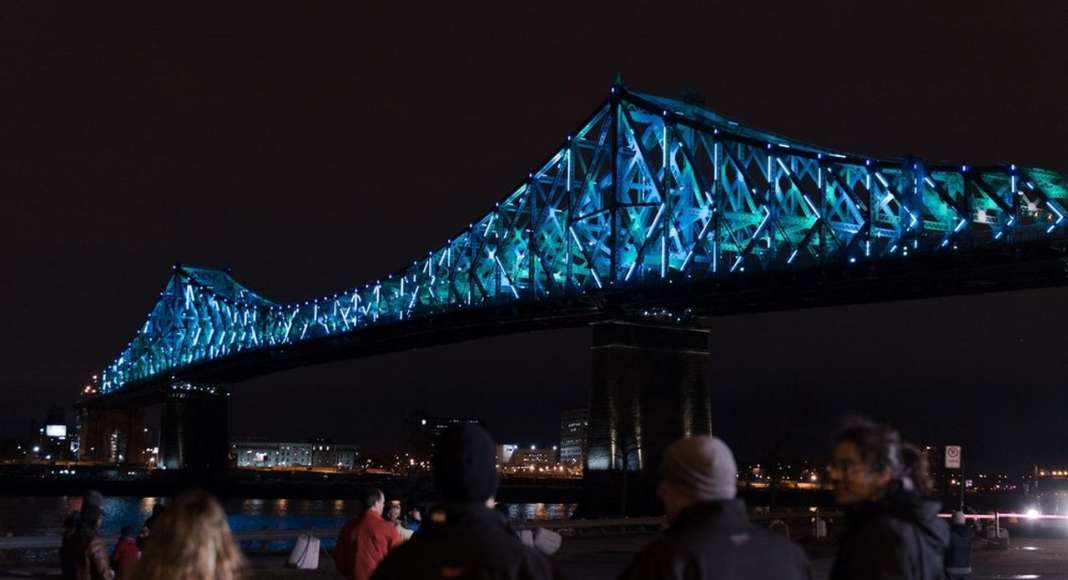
left=98, top=86, right=1068, bottom=394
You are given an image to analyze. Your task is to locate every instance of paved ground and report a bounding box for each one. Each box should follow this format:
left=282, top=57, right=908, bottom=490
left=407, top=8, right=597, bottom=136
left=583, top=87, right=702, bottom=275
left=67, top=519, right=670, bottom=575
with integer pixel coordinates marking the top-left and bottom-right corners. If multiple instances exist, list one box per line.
left=549, top=535, right=1068, bottom=580
left=5, top=536, right=1068, bottom=579
left=287, top=536, right=1068, bottom=580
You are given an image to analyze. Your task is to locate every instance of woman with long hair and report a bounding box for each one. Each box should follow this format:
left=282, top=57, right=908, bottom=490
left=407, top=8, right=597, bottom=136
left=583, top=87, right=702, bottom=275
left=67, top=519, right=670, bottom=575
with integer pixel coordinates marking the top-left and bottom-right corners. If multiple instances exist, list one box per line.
left=829, top=417, right=949, bottom=580
left=135, top=490, right=247, bottom=580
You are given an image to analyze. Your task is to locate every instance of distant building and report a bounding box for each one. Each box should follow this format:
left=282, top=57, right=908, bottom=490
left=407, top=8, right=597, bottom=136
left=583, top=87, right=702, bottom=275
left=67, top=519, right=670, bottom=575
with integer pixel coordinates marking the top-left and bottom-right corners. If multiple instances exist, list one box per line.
left=232, top=439, right=359, bottom=470
left=310, top=438, right=359, bottom=470
left=233, top=441, right=312, bottom=468
left=1032, top=466, right=1068, bottom=514
left=28, top=406, right=76, bottom=462
left=510, top=447, right=555, bottom=467
left=559, top=408, right=588, bottom=467
left=408, top=415, right=483, bottom=463
left=497, top=444, right=561, bottom=475
left=496, top=444, right=518, bottom=467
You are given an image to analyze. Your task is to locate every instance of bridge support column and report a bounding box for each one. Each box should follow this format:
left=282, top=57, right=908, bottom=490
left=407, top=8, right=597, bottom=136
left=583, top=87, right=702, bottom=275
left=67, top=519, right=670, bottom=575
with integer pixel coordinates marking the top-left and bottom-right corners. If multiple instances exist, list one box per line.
left=160, top=384, right=230, bottom=472
left=581, top=321, right=712, bottom=516
left=79, top=407, right=146, bottom=465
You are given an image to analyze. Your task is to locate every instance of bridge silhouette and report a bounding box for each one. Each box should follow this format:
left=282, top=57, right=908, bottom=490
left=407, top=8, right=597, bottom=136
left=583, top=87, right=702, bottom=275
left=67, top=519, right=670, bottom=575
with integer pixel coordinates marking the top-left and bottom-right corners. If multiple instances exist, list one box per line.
left=79, top=85, right=1068, bottom=510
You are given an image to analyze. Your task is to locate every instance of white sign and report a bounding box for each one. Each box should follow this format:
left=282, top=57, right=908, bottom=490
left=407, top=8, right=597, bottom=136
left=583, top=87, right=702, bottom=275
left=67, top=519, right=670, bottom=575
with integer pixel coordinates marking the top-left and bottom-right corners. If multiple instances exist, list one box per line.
left=945, top=445, right=962, bottom=470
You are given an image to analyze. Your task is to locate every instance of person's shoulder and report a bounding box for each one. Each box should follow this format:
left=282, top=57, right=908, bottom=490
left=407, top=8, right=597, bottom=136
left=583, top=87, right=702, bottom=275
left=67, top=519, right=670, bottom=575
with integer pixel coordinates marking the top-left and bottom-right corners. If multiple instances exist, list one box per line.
left=376, top=516, right=399, bottom=532
left=369, top=543, right=420, bottom=580
left=847, top=513, right=915, bottom=557
left=373, top=539, right=552, bottom=580
left=858, top=513, right=912, bottom=537
left=745, top=527, right=809, bottom=561
left=619, top=533, right=681, bottom=580
left=473, top=538, right=555, bottom=577
left=630, top=533, right=682, bottom=564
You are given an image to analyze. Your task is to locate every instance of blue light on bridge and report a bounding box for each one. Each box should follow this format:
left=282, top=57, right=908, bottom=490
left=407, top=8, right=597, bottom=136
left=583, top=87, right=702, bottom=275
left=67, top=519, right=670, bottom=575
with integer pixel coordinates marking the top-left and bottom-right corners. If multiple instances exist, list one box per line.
left=95, top=86, right=1068, bottom=395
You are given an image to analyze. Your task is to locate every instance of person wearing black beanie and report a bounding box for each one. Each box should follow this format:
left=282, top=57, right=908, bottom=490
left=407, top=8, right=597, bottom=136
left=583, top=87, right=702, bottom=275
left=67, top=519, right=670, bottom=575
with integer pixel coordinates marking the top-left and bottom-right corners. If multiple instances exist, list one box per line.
left=432, top=422, right=499, bottom=503
left=371, top=424, right=558, bottom=580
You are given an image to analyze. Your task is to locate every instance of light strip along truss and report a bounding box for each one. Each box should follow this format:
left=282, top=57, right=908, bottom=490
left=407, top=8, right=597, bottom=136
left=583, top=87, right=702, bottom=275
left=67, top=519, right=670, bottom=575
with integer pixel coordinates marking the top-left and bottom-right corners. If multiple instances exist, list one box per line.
left=98, top=85, right=1068, bottom=393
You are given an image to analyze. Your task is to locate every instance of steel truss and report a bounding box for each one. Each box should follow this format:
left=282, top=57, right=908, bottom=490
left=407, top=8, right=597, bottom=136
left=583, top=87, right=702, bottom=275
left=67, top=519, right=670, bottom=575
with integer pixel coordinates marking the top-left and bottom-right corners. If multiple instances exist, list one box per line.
left=99, top=85, right=1068, bottom=393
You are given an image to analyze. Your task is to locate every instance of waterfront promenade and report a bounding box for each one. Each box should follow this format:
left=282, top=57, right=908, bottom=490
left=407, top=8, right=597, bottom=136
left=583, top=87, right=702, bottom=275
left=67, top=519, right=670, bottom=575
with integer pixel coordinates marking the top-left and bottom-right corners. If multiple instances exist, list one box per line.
left=5, top=534, right=1068, bottom=579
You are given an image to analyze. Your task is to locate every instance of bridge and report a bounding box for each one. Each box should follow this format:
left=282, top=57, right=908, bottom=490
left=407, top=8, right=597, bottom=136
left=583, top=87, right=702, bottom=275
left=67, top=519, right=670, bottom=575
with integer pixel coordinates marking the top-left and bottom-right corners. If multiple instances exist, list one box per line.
left=79, top=84, right=1068, bottom=511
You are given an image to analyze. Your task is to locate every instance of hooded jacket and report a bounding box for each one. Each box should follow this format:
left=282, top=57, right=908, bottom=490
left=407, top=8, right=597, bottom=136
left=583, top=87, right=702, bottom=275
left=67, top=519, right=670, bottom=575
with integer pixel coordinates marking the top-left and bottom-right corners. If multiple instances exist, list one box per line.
left=369, top=503, right=558, bottom=580
left=619, top=500, right=811, bottom=580
left=830, top=486, right=949, bottom=580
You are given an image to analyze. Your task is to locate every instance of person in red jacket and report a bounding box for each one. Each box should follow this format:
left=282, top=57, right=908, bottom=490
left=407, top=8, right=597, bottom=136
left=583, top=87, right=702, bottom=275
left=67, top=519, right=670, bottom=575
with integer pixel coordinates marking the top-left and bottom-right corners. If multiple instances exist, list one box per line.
left=110, top=526, right=140, bottom=579
left=335, top=488, right=400, bottom=580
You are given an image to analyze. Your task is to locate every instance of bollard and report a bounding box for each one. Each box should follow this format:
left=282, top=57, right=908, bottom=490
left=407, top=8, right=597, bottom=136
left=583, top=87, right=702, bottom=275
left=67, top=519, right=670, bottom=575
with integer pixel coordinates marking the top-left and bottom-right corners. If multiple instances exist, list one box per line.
left=813, top=518, right=827, bottom=539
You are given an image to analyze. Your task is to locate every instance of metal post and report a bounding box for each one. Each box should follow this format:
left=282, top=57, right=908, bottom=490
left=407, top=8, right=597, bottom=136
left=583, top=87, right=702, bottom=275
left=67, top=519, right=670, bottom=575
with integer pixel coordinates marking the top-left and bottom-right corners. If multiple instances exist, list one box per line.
left=960, top=460, right=965, bottom=511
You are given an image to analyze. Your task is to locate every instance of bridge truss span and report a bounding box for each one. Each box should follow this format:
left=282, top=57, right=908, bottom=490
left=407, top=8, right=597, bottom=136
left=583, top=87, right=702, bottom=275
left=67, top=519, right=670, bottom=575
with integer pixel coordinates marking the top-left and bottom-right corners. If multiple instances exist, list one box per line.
left=98, top=85, right=1068, bottom=395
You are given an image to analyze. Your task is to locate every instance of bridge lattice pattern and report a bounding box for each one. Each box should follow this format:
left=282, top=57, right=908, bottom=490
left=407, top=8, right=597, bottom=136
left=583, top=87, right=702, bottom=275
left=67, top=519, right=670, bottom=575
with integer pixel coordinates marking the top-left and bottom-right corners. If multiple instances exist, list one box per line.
left=99, top=86, right=1068, bottom=393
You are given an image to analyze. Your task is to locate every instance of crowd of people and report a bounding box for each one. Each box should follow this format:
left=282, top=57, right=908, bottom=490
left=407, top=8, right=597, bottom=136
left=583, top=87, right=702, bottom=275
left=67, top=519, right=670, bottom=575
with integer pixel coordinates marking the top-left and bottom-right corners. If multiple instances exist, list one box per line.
left=60, top=491, right=245, bottom=580
left=58, top=417, right=973, bottom=580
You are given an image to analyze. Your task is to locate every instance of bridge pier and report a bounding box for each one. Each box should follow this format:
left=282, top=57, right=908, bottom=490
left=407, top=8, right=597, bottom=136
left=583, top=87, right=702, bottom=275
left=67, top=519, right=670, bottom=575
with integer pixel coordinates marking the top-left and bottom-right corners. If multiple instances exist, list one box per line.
left=581, top=321, right=713, bottom=516
left=160, top=384, right=230, bottom=472
left=79, top=407, right=146, bottom=465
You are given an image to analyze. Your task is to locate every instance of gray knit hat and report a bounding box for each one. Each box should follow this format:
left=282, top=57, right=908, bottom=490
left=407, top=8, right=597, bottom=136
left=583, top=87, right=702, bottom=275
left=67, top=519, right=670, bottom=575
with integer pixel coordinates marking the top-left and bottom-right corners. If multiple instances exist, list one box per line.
left=660, top=436, right=738, bottom=501
left=82, top=490, right=104, bottom=510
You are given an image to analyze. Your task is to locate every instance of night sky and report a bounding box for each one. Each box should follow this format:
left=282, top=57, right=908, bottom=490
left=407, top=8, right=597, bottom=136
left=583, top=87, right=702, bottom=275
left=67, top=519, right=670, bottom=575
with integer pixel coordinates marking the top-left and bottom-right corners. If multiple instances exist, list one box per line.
left=3, top=3, right=1067, bottom=473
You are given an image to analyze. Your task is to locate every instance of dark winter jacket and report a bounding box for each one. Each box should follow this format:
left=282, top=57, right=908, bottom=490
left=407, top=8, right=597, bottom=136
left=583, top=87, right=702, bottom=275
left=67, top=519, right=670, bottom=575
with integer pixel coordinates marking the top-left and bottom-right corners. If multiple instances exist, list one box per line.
left=369, top=503, right=558, bottom=580
left=945, top=523, right=974, bottom=576
left=830, top=488, right=949, bottom=580
left=619, top=500, right=811, bottom=580
left=60, top=525, right=115, bottom=580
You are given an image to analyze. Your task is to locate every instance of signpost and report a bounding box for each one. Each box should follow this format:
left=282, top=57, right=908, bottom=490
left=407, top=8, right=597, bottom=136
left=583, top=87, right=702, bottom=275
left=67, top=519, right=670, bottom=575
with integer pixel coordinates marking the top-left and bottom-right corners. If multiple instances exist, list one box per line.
left=946, top=445, right=963, bottom=510
left=945, top=445, right=962, bottom=469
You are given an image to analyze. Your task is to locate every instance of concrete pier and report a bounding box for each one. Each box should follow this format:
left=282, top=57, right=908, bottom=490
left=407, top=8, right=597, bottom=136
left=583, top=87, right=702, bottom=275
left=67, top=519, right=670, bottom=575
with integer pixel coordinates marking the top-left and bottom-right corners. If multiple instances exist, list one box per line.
left=583, top=321, right=713, bottom=516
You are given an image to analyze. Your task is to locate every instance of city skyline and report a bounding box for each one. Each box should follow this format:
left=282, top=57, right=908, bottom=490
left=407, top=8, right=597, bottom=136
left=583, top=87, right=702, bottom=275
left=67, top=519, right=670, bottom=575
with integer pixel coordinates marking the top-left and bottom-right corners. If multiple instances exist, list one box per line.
left=4, top=4, right=1068, bottom=474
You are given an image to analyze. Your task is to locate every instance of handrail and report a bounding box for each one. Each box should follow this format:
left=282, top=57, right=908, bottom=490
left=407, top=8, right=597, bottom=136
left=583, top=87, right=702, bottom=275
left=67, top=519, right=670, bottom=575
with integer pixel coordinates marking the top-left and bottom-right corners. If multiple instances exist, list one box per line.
left=0, top=528, right=340, bottom=551
left=1, top=510, right=842, bottom=550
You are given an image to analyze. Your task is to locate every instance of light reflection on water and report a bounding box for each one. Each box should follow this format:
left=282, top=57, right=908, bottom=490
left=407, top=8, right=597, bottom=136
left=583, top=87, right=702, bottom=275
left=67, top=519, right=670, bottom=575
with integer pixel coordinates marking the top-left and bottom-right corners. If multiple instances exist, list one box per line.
left=0, top=497, right=575, bottom=540
left=504, top=502, right=576, bottom=521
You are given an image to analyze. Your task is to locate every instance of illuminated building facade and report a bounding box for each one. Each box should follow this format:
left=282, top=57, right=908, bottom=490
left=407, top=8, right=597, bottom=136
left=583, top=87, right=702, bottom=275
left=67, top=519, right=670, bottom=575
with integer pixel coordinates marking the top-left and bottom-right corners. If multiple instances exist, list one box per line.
left=310, top=439, right=358, bottom=470
left=232, top=439, right=358, bottom=470
left=233, top=441, right=312, bottom=468
left=559, top=408, right=588, bottom=467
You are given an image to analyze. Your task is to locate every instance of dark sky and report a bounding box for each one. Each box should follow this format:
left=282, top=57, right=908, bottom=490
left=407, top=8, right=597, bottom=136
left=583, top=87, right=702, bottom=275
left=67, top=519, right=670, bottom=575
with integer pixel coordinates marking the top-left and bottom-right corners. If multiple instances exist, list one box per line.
left=3, top=2, right=1067, bottom=473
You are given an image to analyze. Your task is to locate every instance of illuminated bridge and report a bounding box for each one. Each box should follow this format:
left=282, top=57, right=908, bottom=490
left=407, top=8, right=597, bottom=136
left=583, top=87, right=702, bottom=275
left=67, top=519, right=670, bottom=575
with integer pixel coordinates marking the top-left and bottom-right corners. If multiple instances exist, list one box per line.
left=81, top=84, right=1068, bottom=503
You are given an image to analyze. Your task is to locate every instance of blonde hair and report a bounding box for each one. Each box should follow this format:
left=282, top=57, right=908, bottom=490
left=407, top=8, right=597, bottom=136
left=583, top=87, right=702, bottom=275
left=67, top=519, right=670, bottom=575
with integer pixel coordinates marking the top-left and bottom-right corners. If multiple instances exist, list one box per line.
left=135, top=490, right=246, bottom=580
